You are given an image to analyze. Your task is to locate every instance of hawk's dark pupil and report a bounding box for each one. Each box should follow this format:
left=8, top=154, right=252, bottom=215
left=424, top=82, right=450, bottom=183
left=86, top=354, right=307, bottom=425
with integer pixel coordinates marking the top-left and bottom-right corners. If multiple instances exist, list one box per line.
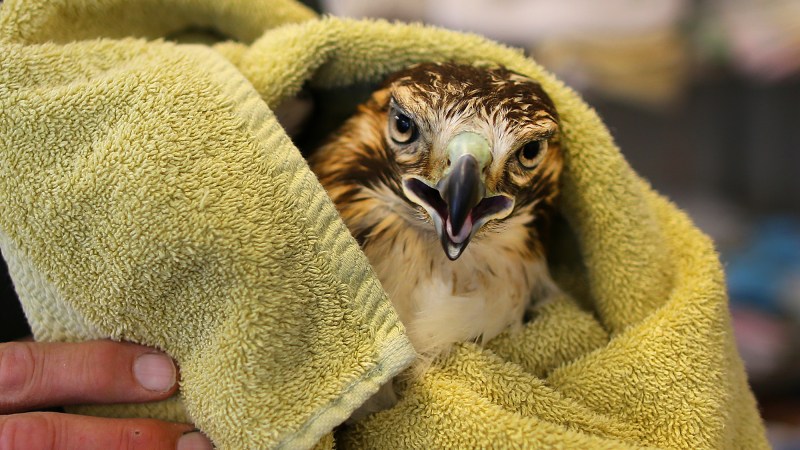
left=523, top=142, right=540, bottom=160
left=395, top=114, right=412, bottom=134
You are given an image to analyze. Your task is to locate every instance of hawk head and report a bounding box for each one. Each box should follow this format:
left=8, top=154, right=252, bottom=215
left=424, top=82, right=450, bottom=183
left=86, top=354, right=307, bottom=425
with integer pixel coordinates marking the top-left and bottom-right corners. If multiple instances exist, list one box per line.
left=312, top=62, right=563, bottom=261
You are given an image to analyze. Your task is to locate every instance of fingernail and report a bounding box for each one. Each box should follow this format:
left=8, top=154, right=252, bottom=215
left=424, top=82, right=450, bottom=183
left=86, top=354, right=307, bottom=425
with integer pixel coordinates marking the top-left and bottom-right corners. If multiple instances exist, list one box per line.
left=177, top=431, right=214, bottom=450
left=133, top=352, right=176, bottom=392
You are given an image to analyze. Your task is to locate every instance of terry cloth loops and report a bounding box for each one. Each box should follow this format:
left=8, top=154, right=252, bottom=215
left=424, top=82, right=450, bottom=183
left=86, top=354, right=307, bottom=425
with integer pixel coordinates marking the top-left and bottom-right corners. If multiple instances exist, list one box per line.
left=0, top=0, right=767, bottom=449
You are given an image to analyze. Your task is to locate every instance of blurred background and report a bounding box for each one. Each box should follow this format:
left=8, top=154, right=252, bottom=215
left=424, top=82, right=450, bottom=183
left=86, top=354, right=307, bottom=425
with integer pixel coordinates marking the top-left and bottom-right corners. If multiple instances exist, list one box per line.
left=2, top=0, right=799, bottom=446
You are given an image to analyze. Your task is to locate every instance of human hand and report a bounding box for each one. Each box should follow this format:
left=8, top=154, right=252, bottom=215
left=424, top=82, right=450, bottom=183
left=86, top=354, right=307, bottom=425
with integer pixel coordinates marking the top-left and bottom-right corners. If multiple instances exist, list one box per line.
left=0, top=340, right=212, bottom=449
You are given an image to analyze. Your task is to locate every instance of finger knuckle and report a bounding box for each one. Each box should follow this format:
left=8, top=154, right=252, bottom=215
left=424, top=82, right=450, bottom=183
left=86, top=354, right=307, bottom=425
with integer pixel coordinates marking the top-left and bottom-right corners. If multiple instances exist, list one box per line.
left=0, top=343, right=38, bottom=410
left=0, top=413, right=57, bottom=450
left=85, top=360, right=118, bottom=394
left=118, top=419, right=178, bottom=450
left=82, top=341, right=131, bottom=393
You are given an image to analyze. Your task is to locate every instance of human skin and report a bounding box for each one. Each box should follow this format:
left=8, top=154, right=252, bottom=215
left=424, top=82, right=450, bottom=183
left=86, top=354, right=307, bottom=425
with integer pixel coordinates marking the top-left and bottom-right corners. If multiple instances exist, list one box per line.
left=0, top=340, right=212, bottom=450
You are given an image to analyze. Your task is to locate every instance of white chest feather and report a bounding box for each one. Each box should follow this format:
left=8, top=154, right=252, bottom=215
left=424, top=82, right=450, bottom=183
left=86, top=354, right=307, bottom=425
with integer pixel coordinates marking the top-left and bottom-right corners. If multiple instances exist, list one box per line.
left=363, top=213, right=552, bottom=358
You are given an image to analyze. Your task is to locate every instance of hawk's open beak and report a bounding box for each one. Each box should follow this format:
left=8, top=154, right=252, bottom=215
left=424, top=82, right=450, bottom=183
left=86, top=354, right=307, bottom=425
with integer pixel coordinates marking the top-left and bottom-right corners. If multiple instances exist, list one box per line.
left=402, top=132, right=515, bottom=260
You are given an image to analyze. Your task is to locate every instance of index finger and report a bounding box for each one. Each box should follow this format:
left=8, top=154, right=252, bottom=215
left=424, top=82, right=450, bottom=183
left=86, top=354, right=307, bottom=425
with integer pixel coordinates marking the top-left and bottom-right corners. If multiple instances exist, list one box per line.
left=0, top=340, right=178, bottom=414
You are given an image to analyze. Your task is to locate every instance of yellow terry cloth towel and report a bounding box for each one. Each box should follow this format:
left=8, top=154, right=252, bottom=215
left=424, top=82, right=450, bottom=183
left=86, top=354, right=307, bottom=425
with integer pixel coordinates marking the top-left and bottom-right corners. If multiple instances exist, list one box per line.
left=0, top=0, right=768, bottom=448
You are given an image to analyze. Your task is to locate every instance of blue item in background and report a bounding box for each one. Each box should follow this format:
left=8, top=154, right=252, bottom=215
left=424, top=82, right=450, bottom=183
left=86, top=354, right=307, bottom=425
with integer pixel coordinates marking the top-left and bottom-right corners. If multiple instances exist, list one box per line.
left=726, top=217, right=800, bottom=316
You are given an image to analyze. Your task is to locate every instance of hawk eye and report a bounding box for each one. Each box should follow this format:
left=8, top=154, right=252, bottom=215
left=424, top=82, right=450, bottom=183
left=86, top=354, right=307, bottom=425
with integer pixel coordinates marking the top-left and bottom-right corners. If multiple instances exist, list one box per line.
left=388, top=108, right=418, bottom=144
left=517, top=140, right=547, bottom=169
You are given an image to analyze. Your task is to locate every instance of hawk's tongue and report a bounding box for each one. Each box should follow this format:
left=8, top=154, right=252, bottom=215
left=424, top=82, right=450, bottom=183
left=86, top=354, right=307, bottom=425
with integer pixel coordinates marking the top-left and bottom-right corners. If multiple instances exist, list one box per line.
left=446, top=215, right=473, bottom=244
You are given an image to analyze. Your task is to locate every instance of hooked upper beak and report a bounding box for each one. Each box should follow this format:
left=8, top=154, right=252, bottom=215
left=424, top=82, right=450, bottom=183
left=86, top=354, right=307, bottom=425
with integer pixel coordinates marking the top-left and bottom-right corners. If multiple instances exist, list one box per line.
left=402, top=132, right=514, bottom=260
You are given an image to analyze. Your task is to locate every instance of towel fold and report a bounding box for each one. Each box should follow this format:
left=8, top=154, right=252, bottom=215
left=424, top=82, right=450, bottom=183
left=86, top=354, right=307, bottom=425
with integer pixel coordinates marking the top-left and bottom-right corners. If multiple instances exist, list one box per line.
left=0, top=0, right=767, bottom=448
